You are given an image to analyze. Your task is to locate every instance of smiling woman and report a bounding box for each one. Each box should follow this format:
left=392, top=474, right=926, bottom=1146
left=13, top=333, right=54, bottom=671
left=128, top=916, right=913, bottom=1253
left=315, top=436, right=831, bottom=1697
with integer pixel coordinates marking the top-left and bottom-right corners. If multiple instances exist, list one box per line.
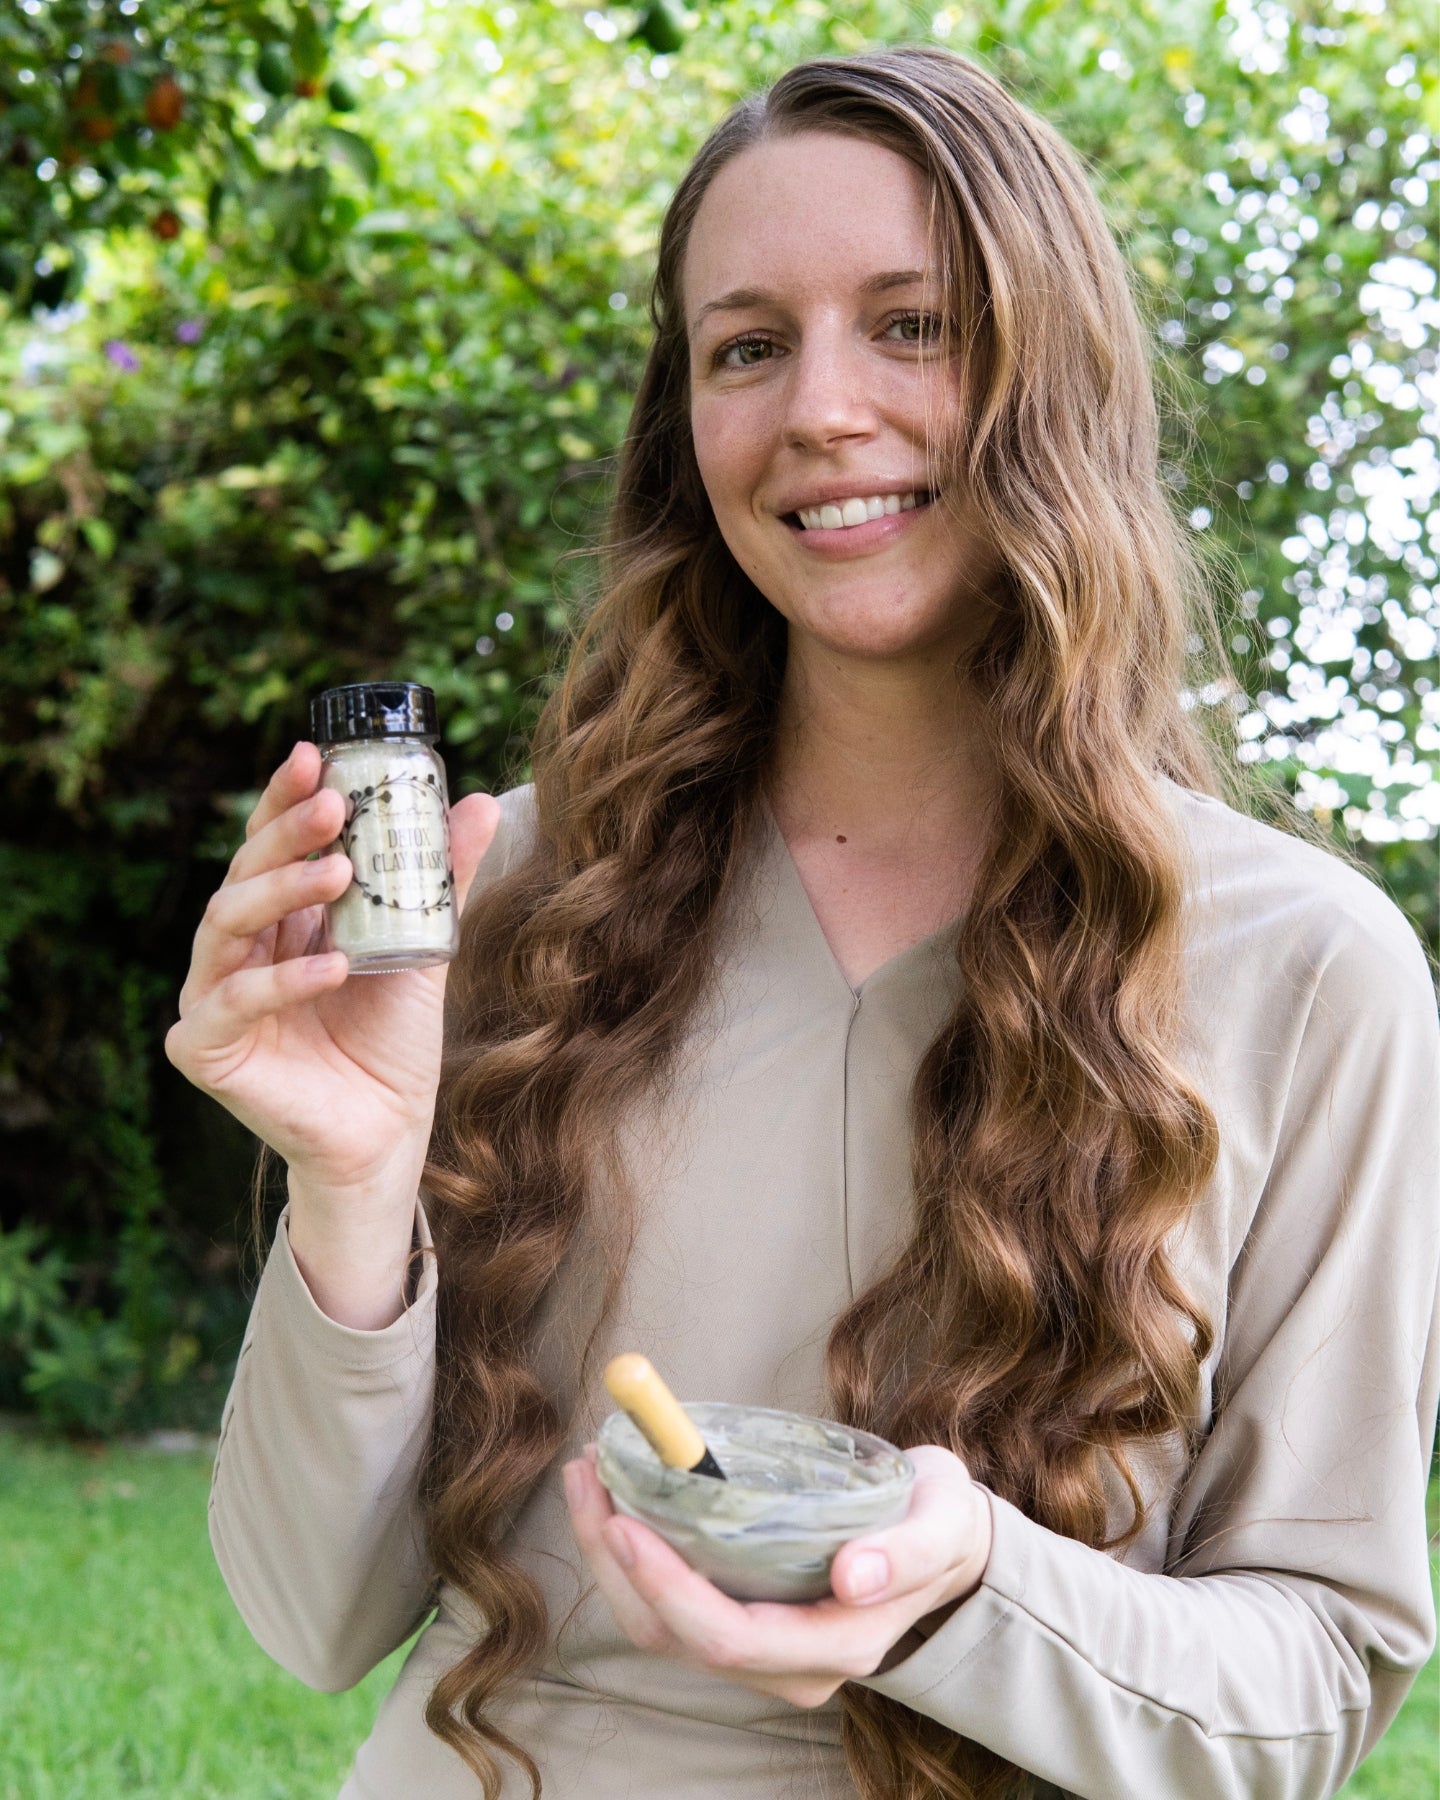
left=686, top=139, right=997, bottom=628
left=178, top=41, right=1440, bottom=1800
left=677, top=128, right=1013, bottom=979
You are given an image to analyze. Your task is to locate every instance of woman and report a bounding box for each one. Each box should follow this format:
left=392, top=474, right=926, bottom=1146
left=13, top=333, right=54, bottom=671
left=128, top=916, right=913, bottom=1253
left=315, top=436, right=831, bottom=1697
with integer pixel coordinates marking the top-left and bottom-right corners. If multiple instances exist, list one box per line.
left=168, top=44, right=1439, bottom=1800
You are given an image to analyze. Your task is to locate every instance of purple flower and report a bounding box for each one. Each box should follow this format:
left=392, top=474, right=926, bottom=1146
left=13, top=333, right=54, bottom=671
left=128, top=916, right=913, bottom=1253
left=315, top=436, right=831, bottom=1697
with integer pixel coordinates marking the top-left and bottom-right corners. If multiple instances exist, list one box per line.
left=104, top=340, right=140, bottom=372
left=174, top=318, right=204, bottom=345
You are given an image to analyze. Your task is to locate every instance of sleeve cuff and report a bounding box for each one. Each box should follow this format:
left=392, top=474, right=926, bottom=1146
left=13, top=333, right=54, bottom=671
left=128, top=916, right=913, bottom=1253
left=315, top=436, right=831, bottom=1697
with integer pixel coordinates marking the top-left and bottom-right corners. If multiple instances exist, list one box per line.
left=856, top=1487, right=1030, bottom=1710
left=264, top=1197, right=438, bottom=1372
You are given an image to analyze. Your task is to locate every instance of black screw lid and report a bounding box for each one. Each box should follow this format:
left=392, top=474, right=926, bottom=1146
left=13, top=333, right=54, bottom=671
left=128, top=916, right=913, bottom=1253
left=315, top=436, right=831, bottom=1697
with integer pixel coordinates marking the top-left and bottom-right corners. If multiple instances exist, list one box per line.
left=310, top=682, right=440, bottom=744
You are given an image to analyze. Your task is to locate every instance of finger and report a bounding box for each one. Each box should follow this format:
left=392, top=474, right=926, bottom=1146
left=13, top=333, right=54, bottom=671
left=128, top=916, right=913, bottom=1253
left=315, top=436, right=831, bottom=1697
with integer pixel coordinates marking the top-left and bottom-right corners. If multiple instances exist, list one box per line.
left=228, top=784, right=349, bottom=887
left=166, top=953, right=351, bottom=1082
left=606, top=1529, right=926, bottom=1688
left=184, top=856, right=354, bottom=1002
left=598, top=1515, right=868, bottom=1706
left=829, top=1445, right=988, bottom=1609
left=563, top=1457, right=677, bottom=1655
left=449, top=791, right=503, bottom=918
left=271, top=901, right=323, bottom=967
left=573, top=1467, right=917, bottom=1691
left=597, top=1510, right=765, bottom=1672
left=244, top=740, right=323, bottom=843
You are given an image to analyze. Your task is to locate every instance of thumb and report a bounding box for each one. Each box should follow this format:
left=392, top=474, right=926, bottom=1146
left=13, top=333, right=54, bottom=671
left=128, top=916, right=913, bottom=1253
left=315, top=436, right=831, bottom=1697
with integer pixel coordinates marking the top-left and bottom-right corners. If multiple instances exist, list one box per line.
left=449, top=790, right=503, bottom=918
left=830, top=1445, right=990, bottom=1608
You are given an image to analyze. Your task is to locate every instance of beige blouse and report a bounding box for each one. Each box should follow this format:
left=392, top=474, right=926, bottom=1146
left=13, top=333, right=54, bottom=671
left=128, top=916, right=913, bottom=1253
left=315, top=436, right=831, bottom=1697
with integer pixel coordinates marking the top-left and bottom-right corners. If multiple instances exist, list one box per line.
left=209, top=778, right=1440, bottom=1800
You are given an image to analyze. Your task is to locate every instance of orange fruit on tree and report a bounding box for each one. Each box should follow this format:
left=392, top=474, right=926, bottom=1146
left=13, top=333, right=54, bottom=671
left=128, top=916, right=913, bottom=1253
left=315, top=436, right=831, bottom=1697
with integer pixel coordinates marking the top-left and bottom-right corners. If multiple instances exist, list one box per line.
left=145, top=76, right=184, bottom=131
left=72, top=70, right=117, bottom=139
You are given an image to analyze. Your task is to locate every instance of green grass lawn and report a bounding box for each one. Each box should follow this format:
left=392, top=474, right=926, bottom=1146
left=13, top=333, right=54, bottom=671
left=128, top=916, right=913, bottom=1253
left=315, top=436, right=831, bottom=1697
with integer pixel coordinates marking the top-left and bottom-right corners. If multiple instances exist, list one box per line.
left=0, top=1425, right=412, bottom=1800
left=0, top=1423, right=1435, bottom=1799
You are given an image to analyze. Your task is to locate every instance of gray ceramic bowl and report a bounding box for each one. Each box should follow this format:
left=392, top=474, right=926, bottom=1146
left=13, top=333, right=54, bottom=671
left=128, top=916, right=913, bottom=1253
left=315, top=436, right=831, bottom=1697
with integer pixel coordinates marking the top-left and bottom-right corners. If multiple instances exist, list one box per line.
left=596, top=1400, right=915, bottom=1603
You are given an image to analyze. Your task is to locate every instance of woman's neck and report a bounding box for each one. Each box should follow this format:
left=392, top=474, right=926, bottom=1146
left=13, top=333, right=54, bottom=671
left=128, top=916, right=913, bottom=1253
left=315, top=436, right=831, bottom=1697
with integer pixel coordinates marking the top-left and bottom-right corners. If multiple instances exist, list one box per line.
left=764, top=632, right=998, bottom=863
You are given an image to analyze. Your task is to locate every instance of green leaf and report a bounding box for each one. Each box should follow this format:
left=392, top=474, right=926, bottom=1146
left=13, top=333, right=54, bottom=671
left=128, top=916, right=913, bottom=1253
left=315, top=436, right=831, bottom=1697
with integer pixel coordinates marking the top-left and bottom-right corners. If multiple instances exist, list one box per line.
left=319, top=125, right=379, bottom=186
left=255, top=41, right=292, bottom=97
left=288, top=222, right=330, bottom=276
left=80, top=516, right=116, bottom=561
left=352, top=209, right=419, bottom=238
left=631, top=0, right=685, bottom=55
left=291, top=2, right=328, bottom=83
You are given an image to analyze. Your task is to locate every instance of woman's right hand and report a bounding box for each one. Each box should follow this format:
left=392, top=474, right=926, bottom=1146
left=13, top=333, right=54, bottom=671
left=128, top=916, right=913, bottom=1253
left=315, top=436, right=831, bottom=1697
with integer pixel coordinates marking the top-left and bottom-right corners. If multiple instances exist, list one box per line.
left=164, top=741, right=500, bottom=1313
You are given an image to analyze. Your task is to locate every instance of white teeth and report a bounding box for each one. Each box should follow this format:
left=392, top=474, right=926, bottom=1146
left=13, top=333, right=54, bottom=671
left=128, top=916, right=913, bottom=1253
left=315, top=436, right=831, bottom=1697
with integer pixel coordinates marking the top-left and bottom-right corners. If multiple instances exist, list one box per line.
left=795, top=491, right=929, bottom=531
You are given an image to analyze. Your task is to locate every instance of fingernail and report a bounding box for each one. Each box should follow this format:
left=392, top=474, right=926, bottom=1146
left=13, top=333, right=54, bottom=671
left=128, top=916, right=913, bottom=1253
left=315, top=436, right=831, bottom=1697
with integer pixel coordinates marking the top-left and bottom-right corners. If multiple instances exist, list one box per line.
left=606, top=1520, right=636, bottom=1570
left=288, top=740, right=305, bottom=766
left=561, top=1463, right=580, bottom=1508
left=845, top=1551, right=888, bottom=1600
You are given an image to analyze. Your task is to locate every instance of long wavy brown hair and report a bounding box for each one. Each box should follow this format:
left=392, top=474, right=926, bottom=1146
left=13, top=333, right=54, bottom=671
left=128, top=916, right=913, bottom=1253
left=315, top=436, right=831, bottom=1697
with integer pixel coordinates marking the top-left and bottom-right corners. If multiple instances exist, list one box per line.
left=418, top=43, right=1225, bottom=1800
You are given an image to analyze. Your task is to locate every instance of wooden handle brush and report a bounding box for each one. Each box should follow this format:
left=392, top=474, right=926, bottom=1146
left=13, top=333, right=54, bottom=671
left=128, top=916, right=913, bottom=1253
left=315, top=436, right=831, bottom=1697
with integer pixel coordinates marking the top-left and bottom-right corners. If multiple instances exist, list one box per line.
left=604, top=1353, right=726, bottom=1480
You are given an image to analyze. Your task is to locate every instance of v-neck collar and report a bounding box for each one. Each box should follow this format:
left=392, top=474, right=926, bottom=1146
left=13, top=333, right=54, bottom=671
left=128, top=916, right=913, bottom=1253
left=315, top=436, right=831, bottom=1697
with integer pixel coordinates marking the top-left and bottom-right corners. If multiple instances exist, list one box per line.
left=754, top=790, right=965, bottom=1003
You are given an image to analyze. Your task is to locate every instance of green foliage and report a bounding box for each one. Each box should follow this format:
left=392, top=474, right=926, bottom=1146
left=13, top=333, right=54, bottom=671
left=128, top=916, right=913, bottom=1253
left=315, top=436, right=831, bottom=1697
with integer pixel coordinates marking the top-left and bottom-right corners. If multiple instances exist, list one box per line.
left=0, top=1217, right=157, bottom=1439
left=0, top=1223, right=69, bottom=1354
left=633, top=1, right=687, bottom=56
left=0, top=0, right=1434, bottom=1432
left=0, top=2, right=383, bottom=307
left=21, top=1313, right=146, bottom=1438
left=0, top=846, right=235, bottom=1432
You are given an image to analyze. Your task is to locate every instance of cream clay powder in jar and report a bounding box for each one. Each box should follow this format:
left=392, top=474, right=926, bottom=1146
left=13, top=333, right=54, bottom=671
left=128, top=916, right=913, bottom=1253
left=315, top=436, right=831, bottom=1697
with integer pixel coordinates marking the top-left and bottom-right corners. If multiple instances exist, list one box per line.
left=310, top=682, right=458, bottom=973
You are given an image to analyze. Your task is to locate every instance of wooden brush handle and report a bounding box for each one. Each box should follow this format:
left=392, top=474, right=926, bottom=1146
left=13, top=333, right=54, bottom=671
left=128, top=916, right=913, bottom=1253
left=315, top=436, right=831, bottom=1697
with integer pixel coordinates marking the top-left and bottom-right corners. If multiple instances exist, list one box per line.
left=604, top=1353, right=712, bottom=1472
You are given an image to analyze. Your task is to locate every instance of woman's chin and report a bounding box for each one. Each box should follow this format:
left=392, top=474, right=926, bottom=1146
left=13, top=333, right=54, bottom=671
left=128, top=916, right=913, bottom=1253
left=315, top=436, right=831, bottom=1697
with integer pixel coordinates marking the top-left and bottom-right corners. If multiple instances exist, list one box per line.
left=783, top=607, right=977, bottom=667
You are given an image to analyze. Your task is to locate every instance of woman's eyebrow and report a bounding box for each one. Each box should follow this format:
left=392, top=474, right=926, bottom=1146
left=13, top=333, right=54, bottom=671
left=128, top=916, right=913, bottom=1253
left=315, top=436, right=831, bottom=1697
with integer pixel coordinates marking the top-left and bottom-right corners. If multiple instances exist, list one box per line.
left=687, top=268, right=929, bottom=340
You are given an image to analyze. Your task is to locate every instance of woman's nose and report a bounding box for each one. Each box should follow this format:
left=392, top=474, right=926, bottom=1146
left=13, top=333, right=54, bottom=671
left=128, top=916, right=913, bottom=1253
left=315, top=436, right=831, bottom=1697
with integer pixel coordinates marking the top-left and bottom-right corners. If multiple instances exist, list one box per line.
left=780, top=333, right=878, bottom=451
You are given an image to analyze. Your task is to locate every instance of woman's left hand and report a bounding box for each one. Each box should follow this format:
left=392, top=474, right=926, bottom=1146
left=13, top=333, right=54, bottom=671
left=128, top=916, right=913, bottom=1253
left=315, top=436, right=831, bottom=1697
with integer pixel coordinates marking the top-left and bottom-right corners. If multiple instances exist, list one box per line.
left=562, top=1441, right=993, bottom=1710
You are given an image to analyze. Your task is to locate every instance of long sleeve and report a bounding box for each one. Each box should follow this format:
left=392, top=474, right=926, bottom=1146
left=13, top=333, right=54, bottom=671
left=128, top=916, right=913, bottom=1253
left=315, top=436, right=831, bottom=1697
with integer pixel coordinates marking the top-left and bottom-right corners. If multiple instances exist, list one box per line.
left=207, top=780, right=541, bottom=1694
left=859, top=875, right=1440, bottom=1799
left=207, top=1200, right=440, bottom=1690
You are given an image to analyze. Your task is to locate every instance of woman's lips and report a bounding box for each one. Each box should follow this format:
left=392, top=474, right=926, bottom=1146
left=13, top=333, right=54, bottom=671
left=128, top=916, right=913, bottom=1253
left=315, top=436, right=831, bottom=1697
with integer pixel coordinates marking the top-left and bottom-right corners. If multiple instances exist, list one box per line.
left=781, top=497, right=935, bottom=558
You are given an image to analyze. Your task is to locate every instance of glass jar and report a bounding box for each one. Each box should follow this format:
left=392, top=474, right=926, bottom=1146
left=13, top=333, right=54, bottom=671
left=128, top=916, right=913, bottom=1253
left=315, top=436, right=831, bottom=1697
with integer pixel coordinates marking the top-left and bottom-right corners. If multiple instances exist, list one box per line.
left=310, top=682, right=459, bottom=973
left=596, top=1400, right=915, bottom=1602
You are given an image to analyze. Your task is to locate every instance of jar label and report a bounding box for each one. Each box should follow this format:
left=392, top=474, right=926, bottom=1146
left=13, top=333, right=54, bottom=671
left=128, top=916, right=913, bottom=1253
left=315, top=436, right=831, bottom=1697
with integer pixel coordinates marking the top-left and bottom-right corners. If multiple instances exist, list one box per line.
left=338, top=768, right=453, bottom=916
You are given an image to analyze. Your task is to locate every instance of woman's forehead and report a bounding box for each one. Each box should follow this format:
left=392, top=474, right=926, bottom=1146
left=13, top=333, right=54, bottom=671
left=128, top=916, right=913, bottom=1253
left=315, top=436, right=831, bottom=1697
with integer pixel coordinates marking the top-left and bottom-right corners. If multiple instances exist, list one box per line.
left=681, top=132, right=940, bottom=328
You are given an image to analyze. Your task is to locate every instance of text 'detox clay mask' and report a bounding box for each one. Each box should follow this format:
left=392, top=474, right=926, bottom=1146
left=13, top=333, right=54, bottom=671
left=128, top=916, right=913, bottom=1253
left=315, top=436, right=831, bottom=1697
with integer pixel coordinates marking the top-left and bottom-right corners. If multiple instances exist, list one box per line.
left=310, top=682, right=458, bottom=973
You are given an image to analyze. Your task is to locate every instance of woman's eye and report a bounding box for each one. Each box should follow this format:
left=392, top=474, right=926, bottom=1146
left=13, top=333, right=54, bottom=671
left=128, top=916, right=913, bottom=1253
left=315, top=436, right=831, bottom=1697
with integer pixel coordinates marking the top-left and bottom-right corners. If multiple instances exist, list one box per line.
left=887, top=310, right=944, bottom=344
left=715, top=335, right=774, bottom=369
left=711, top=312, right=944, bottom=370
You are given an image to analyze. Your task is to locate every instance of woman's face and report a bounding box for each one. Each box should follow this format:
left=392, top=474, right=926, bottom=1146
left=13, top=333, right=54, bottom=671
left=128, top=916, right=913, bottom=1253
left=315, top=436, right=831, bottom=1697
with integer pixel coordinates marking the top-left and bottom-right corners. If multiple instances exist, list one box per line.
left=683, top=130, right=1002, bottom=667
